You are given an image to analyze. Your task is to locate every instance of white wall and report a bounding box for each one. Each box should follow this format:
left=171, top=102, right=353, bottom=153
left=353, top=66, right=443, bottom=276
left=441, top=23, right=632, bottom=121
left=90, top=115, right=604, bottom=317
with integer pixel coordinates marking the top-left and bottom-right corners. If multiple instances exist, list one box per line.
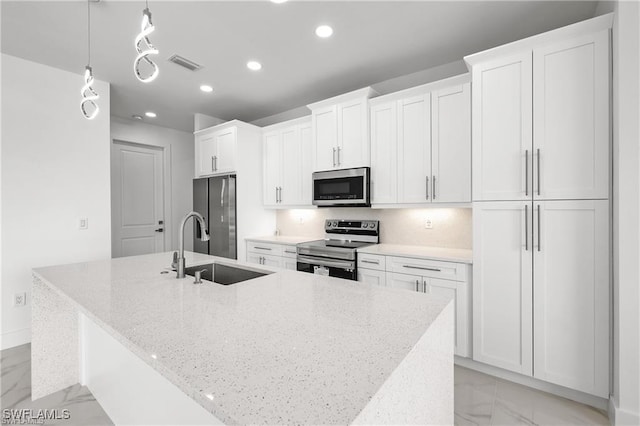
left=276, top=208, right=472, bottom=249
left=0, top=54, right=111, bottom=349
left=611, top=1, right=640, bottom=424
left=111, top=117, right=195, bottom=253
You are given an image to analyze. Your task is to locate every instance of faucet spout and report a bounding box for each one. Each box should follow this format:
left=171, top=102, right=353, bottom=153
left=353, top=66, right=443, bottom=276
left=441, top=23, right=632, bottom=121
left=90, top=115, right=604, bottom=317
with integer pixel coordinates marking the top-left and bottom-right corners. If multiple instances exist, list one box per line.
left=177, top=211, right=209, bottom=278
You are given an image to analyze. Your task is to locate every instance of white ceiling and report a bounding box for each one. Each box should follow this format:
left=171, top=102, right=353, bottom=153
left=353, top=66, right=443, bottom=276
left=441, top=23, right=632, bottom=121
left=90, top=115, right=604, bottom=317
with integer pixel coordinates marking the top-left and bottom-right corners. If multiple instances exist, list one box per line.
left=2, top=1, right=600, bottom=132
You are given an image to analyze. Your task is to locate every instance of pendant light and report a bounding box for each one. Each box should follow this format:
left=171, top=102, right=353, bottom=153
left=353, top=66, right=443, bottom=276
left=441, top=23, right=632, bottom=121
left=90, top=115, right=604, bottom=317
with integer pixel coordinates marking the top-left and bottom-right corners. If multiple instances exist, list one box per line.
left=134, top=0, right=159, bottom=83
left=80, top=0, right=99, bottom=120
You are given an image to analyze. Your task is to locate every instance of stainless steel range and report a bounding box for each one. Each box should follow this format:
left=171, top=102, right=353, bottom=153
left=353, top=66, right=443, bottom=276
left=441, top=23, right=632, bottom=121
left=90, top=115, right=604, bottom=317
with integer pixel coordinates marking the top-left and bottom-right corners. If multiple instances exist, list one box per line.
left=296, top=219, right=379, bottom=280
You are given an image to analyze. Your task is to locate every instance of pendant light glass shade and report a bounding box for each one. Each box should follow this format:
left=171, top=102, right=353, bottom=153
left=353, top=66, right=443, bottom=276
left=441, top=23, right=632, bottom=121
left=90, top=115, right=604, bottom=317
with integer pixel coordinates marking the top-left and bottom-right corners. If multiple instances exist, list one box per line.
left=81, top=0, right=99, bottom=120
left=134, top=8, right=159, bottom=83
left=80, top=65, right=99, bottom=120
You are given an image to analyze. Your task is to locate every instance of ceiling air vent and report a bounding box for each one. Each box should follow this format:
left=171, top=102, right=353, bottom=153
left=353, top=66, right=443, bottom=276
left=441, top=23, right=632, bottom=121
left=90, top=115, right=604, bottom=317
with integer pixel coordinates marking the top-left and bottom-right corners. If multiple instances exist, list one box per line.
left=168, top=54, right=202, bottom=72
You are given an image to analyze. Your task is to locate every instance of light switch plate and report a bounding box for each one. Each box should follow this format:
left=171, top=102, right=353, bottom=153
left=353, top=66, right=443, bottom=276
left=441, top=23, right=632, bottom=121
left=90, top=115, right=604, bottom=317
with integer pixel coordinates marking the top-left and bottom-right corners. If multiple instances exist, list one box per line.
left=425, top=219, right=433, bottom=229
left=14, top=292, right=27, bottom=307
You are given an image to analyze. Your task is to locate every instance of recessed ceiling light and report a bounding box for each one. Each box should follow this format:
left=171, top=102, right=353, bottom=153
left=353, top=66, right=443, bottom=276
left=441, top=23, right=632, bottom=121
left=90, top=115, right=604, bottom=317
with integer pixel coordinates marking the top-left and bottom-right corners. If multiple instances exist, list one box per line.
left=315, top=25, right=333, bottom=38
left=271, top=0, right=288, bottom=3
left=200, top=85, right=214, bottom=93
left=132, top=114, right=143, bottom=120
left=145, top=111, right=157, bottom=118
left=247, top=61, right=262, bottom=71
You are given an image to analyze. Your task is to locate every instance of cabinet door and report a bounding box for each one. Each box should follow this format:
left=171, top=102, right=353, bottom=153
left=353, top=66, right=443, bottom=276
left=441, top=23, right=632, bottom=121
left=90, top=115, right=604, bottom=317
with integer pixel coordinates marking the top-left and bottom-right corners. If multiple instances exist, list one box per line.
left=281, top=126, right=302, bottom=205
left=385, top=272, right=423, bottom=293
left=533, top=31, right=609, bottom=200
left=357, top=268, right=387, bottom=287
left=472, top=52, right=533, bottom=201
left=312, top=105, right=338, bottom=171
left=261, top=254, right=283, bottom=268
left=473, top=201, right=533, bottom=375
left=426, top=278, right=470, bottom=358
left=263, top=132, right=281, bottom=207
left=397, top=94, right=431, bottom=204
left=246, top=253, right=262, bottom=266
left=337, top=98, right=369, bottom=168
left=299, top=123, right=313, bottom=204
left=432, top=83, right=471, bottom=203
left=370, top=101, right=398, bottom=204
left=214, top=127, right=237, bottom=173
left=282, top=258, right=297, bottom=271
left=533, top=200, right=609, bottom=397
left=196, top=132, right=216, bottom=177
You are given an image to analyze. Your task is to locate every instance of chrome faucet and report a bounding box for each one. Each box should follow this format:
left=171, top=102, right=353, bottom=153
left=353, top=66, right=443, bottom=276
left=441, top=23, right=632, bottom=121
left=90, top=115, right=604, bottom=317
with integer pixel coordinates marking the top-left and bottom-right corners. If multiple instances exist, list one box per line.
left=176, top=211, right=210, bottom=279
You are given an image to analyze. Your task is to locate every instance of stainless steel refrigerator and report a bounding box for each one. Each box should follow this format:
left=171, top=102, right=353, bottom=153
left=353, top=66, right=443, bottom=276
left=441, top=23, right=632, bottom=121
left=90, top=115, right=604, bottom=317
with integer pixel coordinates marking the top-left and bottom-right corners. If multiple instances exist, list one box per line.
left=193, top=175, right=237, bottom=259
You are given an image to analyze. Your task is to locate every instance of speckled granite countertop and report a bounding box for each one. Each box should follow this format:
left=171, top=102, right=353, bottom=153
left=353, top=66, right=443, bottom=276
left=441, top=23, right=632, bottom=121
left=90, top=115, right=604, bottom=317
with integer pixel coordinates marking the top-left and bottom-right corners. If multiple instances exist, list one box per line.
left=245, top=235, right=319, bottom=245
left=358, top=244, right=473, bottom=264
left=33, top=252, right=451, bottom=425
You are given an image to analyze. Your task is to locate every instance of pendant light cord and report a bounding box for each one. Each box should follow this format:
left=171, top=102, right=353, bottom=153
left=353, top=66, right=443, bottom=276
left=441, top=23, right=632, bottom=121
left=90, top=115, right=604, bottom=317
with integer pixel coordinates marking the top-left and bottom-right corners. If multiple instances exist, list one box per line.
left=87, top=0, right=91, bottom=65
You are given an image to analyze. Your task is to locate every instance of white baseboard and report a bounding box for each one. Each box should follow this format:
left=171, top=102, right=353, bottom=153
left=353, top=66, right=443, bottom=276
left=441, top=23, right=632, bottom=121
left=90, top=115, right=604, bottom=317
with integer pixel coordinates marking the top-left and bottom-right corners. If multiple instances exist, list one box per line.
left=455, top=356, right=609, bottom=411
left=1, top=327, right=31, bottom=350
left=609, top=396, right=640, bottom=426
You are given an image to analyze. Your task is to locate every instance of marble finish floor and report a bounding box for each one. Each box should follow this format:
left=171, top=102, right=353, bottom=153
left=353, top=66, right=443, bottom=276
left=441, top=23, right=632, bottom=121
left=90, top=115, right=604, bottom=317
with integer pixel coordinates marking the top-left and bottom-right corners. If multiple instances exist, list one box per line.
left=455, top=366, right=610, bottom=425
left=2, top=344, right=609, bottom=425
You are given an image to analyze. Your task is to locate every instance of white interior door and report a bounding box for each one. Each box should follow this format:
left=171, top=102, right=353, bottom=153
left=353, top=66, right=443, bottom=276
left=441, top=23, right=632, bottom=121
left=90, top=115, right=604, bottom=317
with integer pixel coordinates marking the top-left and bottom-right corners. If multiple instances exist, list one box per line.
left=473, top=201, right=533, bottom=375
left=112, top=141, right=165, bottom=258
left=533, top=200, right=609, bottom=397
left=533, top=31, right=610, bottom=200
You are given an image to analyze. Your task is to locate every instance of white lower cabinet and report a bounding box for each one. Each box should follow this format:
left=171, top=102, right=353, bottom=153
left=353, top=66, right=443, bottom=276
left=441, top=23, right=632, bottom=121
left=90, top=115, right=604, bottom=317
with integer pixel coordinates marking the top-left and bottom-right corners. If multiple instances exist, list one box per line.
left=246, top=241, right=298, bottom=270
left=358, top=253, right=471, bottom=358
left=473, top=200, right=609, bottom=397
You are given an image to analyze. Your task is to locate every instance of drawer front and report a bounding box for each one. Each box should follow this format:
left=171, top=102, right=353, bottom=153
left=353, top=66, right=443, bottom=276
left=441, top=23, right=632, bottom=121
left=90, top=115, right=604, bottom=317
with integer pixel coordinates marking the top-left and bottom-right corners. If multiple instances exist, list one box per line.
left=387, top=256, right=464, bottom=281
left=246, top=241, right=283, bottom=256
left=281, top=245, right=299, bottom=259
left=357, top=253, right=386, bottom=271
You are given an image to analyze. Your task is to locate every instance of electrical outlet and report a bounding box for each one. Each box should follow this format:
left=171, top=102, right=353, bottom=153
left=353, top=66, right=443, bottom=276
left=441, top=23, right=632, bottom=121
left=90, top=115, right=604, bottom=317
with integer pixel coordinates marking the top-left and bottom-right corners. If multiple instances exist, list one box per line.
left=14, top=292, right=27, bottom=307
left=79, top=217, right=88, bottom=230
left=425, top=219, right=433, bottom=229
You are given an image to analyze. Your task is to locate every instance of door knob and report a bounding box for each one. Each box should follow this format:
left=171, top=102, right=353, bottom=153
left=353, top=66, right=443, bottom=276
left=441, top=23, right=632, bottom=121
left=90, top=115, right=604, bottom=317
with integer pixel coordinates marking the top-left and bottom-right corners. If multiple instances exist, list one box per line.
left=155, top=228, right=164, bottom=233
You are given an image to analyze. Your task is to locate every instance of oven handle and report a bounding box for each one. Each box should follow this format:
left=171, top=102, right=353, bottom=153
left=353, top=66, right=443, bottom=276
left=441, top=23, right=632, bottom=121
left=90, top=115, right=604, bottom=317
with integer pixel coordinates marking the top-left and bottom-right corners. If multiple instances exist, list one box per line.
left=296, top=255, right=355, bottom=269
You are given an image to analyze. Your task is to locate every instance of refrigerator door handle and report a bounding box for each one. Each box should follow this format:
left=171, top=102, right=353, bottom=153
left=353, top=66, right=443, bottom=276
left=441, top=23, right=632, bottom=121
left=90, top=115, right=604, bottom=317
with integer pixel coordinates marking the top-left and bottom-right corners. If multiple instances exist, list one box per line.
left=221, top=178, right=226, bottom=208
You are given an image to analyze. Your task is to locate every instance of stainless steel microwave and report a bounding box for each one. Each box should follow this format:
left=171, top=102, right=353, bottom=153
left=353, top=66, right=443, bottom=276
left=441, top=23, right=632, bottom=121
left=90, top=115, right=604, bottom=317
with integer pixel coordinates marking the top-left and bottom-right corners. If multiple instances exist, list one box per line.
left=312, top=167, right=370, bottom=207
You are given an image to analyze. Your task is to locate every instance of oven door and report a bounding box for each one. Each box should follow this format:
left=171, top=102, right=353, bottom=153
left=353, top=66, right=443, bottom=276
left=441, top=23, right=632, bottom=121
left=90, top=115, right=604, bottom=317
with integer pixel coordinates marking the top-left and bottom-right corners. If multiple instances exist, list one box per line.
left=296, top=255, right=357, bottom=280
left=312, top=167, right=369, bottom=207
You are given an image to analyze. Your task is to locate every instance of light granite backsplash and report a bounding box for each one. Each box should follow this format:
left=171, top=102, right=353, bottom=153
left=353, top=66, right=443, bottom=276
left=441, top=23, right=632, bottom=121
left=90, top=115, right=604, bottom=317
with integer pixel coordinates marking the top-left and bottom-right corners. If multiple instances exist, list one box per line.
left=276, top=208, right=472, bottom=249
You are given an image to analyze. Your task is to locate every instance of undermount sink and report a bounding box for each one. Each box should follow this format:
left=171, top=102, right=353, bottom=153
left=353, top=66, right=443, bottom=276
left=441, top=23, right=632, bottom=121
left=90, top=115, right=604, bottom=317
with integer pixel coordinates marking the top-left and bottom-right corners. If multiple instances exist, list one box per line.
left=184, top=262, right=271, bottom=285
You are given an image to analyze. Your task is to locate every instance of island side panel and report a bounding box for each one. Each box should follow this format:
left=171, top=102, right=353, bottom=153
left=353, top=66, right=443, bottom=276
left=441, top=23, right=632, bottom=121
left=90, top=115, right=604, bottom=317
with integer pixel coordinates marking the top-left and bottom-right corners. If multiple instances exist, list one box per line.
left=352, top=301, right=454, bottom=425
left=31, top=274, right=80, bottom=400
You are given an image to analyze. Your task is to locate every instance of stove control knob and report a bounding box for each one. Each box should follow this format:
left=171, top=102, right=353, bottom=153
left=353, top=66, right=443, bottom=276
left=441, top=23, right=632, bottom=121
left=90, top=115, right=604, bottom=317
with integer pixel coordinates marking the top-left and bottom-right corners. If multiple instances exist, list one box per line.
left=332, top=221, right=338, bottom=227
left=369, top=222, right=376, bottom=229
left=363, top=223, right=369, bottom=228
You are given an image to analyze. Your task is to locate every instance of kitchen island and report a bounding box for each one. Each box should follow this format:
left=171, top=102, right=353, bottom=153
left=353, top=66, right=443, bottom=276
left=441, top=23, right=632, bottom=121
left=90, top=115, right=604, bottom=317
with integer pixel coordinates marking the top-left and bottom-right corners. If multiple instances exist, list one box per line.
left=31, top=252, right=453, bottom=425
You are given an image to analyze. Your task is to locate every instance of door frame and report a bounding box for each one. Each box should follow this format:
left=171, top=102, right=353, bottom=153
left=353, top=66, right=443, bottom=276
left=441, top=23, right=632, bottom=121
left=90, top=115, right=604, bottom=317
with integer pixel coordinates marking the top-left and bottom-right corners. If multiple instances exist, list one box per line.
left=110, top=139, right=173, bottom=257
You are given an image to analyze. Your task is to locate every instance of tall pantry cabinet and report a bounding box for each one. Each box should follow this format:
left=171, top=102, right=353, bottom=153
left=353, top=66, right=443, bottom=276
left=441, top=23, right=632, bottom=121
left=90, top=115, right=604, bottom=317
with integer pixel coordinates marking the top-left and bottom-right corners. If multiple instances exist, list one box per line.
left=467, top=14, right=612, bottom=398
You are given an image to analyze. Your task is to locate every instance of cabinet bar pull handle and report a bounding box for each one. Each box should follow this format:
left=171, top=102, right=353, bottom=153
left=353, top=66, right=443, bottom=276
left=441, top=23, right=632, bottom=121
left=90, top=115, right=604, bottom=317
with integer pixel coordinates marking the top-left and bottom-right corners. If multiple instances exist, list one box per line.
left=415, top=279, right=419, bottom=292
left=284, top=250, right=296, bottom=254
left=361, top=260, right=379, bottom=264
left=525, top=150, right=529, bottom=196
left=255, top=247, right=272, bottom=251
left=332, top=148, right=337, bottom=167
left=537, top=204, right=541, bottom=252
left=279, top=187, right=282, bottom=203
left=525, top=204, right=529, bottom=251
left=423, top=280, right=427, bottom=293
left=337, top=146, right=341, bottom=166
left=537, top=149, right=541, bottom=196
left=432, top=176, right=436, bottom=200
left=211, top=156, right=215, bottom=172
left=426, top=176, right=430, bottom=200
left=403, top=265, right=441, bottom=272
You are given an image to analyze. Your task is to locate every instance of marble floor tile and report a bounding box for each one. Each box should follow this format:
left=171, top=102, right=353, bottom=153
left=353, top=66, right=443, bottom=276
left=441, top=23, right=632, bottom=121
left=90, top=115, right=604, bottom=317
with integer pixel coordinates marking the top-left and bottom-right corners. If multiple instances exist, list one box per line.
left=1, top=344, right=113, bottom=425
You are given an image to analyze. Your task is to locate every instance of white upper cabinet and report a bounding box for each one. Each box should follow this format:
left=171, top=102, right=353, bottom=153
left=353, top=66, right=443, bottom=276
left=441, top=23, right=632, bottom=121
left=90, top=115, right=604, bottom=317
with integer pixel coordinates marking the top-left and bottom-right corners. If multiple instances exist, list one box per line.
left=370, top=101, right=398, bottom=204
left=262, top=117, right=313, bottom=208
left=195, top=126, right=238, bottom=177
left=432, top=83, right=472, bottom=203
left=369, top=75, right=472, bottom=206
left=398, top=94, right=432, bottom=203
left=532, top=200, right=609, bottom=397
left=308, top=87, right=377, bottom=172
left=471, top=52, right=533, bottom=201
left=533, top=31, right=610, bottom=200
